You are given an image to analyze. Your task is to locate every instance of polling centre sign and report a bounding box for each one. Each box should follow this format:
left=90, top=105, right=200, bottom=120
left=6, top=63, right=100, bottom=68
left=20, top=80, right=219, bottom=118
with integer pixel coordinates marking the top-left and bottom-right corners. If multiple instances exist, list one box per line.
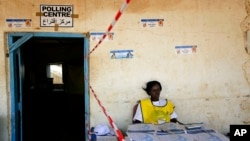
left=40, top=5, right=73, bottom=27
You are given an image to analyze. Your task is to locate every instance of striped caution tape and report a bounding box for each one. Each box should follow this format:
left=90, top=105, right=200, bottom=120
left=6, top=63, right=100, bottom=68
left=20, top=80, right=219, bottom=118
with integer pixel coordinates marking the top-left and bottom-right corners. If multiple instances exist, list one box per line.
left=89, top=84, right=126, bottom=141
left=86, top=0, right=131, bottom=57
left=85, top=0, right=131, bottom=140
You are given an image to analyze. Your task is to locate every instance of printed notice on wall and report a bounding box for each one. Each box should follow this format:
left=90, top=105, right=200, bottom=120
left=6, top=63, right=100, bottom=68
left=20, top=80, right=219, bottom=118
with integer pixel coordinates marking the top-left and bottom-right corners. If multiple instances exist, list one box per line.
left=175, top=45, right=197, bottom=55
left=110, top=50, right=134, bottom=59
left=6, top=19, right=32, bottom=28
left=40, top=5, right=73, bottom=27
left=90, top=32, right=114, bottom=41
left=141, top=19, right=164, bottom=27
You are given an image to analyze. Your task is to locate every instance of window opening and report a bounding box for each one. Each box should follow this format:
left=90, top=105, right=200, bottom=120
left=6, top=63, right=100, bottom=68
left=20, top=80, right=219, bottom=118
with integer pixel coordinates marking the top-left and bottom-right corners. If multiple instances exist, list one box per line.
left=47, top=63, right=64, bottom=91
left=47, top=63, right=63, bottom=84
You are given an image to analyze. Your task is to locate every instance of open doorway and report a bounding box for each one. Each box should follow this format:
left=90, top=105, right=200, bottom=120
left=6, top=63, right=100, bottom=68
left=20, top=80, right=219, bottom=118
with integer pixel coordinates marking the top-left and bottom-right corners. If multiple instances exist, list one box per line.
left=7, top=33, right=89, bottom=141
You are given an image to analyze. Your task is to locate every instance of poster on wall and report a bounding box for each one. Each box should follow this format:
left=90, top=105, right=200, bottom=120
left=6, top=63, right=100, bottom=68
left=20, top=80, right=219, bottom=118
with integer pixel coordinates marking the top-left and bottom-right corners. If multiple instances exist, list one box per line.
left=90, top=32, right=114, bottom=41
left=110, top=50, right=134, bottom=59
left=141, top=18, right=164, bottom=27
left=40, top=5, right=73, bottom=27
left=6, top=19, right=32, bottom=28
left=175, top=45, right=197, bottom=55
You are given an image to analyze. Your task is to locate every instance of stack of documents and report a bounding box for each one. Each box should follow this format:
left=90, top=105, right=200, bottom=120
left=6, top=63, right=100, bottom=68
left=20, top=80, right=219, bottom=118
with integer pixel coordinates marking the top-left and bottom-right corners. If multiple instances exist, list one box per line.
left=126, top=123, right=229, bottom=141
left=156, top=122, right=186, bottom=135
left=127, top=123, right=158, bottom=141
left=185, top=124, right=215, bottom=134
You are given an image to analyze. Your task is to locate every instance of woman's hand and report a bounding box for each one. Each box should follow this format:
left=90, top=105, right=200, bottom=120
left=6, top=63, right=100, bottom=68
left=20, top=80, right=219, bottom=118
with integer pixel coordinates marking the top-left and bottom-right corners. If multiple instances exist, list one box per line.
left=170, top=118, right=178, bottom=123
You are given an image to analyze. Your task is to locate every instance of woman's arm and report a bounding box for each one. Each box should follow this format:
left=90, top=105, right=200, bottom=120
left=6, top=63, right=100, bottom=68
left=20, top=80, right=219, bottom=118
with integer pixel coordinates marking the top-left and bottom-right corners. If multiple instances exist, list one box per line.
left=132, top=103, right=143, bottom=124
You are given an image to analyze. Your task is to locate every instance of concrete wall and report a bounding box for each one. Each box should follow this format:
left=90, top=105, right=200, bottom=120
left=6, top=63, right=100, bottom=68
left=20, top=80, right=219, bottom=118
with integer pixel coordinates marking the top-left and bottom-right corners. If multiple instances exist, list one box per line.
left=0, top=0, right=250, bottom=140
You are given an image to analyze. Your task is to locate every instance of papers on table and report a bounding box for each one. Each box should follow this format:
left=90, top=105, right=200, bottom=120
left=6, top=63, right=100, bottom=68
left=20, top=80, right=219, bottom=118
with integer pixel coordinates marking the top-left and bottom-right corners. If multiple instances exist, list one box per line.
left=126, top=123, right=229, bottom=141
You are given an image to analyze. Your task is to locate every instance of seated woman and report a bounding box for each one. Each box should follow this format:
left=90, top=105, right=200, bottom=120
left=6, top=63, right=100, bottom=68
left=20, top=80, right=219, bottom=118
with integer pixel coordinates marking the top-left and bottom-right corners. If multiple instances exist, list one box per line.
left=132, top=80, right=179, bottom=124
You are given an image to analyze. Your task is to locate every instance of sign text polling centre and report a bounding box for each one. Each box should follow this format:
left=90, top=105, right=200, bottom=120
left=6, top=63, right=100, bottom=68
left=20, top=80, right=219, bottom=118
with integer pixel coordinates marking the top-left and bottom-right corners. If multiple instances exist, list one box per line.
left=40, top=5, right=73, bottom=27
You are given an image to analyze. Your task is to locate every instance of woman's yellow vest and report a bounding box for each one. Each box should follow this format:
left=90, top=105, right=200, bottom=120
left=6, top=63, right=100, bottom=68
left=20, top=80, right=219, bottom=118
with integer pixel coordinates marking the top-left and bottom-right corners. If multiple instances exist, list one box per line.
left=140, top=98, right=174, bottom=124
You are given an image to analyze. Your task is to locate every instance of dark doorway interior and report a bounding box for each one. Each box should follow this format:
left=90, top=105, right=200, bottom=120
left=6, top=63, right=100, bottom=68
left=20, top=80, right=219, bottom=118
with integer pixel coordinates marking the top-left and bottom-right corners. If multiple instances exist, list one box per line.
left=21, top=37, right=84, bottom=141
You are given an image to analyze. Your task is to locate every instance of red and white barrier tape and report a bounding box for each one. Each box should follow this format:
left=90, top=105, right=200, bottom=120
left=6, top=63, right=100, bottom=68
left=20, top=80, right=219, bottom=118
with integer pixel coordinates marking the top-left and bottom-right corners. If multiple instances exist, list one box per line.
left=89, top=85, right=125, bottom=141
left=86, top=122, right=91, bottom=141
left=85, top=0, right=131, bottom=140
left=86, top=0, right=131, bottom=57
